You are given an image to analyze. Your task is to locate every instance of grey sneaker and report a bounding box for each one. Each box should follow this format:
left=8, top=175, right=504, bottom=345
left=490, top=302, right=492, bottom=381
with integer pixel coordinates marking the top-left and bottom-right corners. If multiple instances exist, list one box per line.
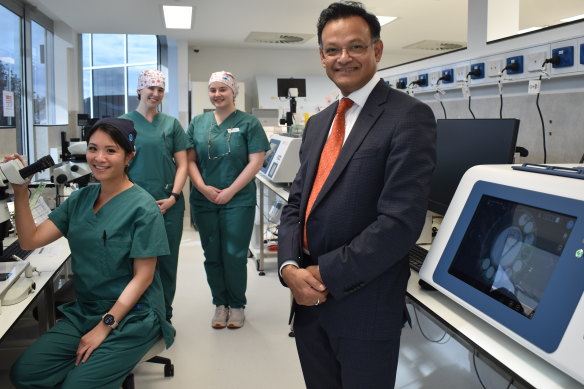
left=227, top=308, right=245, bottom=329
left=212, top=305, right=228, bottom=329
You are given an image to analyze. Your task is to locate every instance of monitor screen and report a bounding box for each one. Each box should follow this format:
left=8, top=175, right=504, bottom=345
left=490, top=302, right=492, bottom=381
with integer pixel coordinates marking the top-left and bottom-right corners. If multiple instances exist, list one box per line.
left=262, top=139, right=279, bottom=169
left=428, top=119, right=520, bottom=216
left=447, top=194, right=576, bottom=319
left=277, top=78, right=307, bottom=98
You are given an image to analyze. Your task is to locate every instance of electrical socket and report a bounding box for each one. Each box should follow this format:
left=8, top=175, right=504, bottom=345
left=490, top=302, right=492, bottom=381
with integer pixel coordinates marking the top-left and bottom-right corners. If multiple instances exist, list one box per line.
left=552, top=46, right=574, bottom=68
left=506, top=56, right=524, bottom=74
left=441, top=69, right=454, bottom=83
left=397, top=77, right=407, bottom=89
left=486, top=59, right=503, bottom=77
left=417, top=73, right=428, bottom=87
left=470, top=63, right=485, bottom=79
left=581, top=43, right=584, bottom=65
left=455, top=65, right=470, bottom=82
left=526, top=51, right=547, bottom=72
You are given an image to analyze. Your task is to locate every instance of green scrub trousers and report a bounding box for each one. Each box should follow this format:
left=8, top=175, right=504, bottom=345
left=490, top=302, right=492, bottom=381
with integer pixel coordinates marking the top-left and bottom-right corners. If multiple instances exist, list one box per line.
left=10, top=185, right=173, bottom=389
left=193, top=206, right=255, bottom=308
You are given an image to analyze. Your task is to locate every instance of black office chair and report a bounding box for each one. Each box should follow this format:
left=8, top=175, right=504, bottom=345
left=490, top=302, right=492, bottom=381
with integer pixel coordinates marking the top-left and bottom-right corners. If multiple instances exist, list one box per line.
left=122, top=338, right=174, bottom=389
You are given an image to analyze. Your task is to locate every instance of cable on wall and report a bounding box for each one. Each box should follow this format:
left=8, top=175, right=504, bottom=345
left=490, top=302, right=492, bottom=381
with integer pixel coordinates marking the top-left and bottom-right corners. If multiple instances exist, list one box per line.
left=434, top=76, right=448, bottom=119
left=534, top=57, right=559, bottom=164
left=497, top=63, right=518, bottom=119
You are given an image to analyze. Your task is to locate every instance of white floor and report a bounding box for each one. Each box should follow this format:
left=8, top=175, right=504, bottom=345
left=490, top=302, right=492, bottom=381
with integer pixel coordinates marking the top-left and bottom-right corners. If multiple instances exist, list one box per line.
left=1, top=221, right=514, bottom=389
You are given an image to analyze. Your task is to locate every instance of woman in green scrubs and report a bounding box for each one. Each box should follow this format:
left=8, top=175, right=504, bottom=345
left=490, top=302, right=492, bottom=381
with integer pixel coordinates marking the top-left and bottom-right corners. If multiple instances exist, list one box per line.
left=187, top=71, right=269, bottom=329
left=121, top=69, right=189, bottom=322
left=10, top=118, right=174, bottom=389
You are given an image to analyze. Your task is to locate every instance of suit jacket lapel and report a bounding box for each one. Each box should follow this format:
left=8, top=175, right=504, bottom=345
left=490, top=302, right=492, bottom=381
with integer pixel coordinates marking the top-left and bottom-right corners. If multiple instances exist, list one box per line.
left=300, top=101, right=338, bottom=215
left=310, top=81, right=389, bottom=212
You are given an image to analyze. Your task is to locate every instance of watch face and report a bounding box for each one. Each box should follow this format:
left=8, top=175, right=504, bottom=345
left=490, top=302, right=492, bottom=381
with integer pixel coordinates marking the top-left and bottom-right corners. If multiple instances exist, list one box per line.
left=103, top=314, right=115, bottom=326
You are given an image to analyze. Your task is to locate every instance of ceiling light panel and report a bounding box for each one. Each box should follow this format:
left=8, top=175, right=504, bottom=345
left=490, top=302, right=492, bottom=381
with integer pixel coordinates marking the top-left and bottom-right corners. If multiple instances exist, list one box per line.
left=163, top=5, right=193, bottom=29
left=377, top=16, right=398, bottom=27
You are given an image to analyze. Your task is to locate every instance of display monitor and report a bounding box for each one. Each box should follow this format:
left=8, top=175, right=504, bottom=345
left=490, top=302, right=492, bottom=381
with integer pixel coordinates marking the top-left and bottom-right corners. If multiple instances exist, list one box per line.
left=428, top=119, right=520, bottom=216
left=277, top=78, right=307, bottom=98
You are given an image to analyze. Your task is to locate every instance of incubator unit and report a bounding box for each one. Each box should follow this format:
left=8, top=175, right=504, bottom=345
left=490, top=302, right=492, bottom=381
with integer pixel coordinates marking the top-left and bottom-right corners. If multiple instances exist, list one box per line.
left=260, top=134, right=301, bottom=183
left=419, top=164, right=584, bottom=384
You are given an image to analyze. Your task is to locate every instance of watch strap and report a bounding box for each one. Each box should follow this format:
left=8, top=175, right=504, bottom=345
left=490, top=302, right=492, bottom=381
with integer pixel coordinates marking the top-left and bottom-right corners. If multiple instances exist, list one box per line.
left=170, top=192, right=180, bottom=201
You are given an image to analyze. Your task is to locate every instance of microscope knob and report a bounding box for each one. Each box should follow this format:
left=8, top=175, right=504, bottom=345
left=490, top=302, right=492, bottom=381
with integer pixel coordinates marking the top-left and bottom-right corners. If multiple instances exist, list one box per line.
left=56, top=174, right=68, bottom=184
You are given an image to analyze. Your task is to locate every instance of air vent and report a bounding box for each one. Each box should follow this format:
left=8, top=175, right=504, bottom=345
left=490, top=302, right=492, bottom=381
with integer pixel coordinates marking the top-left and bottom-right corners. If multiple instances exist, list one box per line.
left=245, top=32, right=314, bottom=44
left=403, top=40, right=466, bottom=51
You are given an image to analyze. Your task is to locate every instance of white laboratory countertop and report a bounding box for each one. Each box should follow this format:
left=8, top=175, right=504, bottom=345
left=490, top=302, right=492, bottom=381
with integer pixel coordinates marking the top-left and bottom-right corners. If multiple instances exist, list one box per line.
left=407, top=271, right=584, bottom=389
left=0, top=237, right=70, bottom=340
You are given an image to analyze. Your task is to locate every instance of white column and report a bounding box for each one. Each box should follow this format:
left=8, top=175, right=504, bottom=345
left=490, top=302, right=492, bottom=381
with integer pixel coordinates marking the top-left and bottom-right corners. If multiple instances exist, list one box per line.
left=486, top=0, right=520, bottom=41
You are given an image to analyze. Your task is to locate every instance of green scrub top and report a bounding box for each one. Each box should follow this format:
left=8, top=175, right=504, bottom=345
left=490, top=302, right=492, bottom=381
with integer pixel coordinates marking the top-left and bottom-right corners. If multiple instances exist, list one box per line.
left=48, top=184, right=174, bottom=347
left=121, top=111, right=190, bottom=200
left=186, top=110, right=270, bottom=208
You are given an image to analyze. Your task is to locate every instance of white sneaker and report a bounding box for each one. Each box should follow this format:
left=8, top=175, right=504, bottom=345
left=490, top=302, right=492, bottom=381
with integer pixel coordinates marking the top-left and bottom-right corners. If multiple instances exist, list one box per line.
left=211, top=305, right=228, bottom=329
left=227, top=308, right=245, bottom=329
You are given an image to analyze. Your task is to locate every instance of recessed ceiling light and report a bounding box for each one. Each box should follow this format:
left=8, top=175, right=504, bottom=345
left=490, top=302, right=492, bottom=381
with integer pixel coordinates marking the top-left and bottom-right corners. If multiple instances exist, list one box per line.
left=560, top=13, right=584, bottom=23
left=517, top=26, right=543, bottom=34
left=377, top=16, right=398, bottom=27
left=162, top=5, right=192, bottom=29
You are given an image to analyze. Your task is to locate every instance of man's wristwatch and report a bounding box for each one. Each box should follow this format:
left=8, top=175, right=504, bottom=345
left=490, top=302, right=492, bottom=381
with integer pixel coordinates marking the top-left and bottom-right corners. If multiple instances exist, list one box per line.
left=170, top=192, right=180, bottom=201
left=102, top=313, right=118, bottom=329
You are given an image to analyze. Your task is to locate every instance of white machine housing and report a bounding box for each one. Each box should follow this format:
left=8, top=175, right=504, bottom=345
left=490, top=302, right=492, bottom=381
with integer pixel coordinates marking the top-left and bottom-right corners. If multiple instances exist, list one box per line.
left=420, top=164, right=584, bottom=384
left=260, top=134, right=301, bottom=183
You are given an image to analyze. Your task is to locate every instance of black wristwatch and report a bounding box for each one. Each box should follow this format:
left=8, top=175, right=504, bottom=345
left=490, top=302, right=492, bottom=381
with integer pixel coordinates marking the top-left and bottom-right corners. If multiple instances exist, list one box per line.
left=170, top=192, right=180, bottom=201
left=102, top=313, right=118, bottom=329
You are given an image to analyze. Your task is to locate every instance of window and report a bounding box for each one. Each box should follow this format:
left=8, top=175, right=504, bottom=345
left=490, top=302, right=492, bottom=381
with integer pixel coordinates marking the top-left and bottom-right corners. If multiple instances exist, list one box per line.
left=0, top=3, right=23, bottom=156
left=31, top=20, right=54, bottom=125
left=82, top=34, right=159, bottom=118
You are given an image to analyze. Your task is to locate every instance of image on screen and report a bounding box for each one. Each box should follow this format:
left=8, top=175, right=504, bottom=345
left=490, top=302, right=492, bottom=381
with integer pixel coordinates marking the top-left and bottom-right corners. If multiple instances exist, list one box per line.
left=448, top=195, right=576, bottom=319
left=263, top=141, right=279, bottom=169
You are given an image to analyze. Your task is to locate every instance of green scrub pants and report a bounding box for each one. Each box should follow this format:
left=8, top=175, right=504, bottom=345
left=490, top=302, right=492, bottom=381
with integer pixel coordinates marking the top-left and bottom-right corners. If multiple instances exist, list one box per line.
left=160, top=196, right=185, bottom=320
left=193, top=206, right=255, bottom=308
left=10, top=317, right=159, bottom=389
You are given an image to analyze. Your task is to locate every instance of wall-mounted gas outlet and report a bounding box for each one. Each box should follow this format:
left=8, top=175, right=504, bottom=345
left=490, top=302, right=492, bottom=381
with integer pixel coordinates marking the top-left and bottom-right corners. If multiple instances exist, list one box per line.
left=486, top=59, right=503, bottom=77
left=526, top=51, right=547, bottom=72
left=396, top=77, right=407, bottom=89
left=455, top=65, right=470, bottom=82
left=441, top=69, right=454, bottom=83
left=429, top=71, right=441, bottom=86
left=552, top=46, right=574, bottom=68
left=506, top=56, right=524, bottom=74
left=417, top=73, right=428, bottom=87
left=470, top=63, right=485, bottom=79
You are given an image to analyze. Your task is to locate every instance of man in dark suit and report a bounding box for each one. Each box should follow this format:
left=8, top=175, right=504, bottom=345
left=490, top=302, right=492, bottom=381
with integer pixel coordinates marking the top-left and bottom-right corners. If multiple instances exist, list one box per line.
left=277, top=2, right=436, bottom=388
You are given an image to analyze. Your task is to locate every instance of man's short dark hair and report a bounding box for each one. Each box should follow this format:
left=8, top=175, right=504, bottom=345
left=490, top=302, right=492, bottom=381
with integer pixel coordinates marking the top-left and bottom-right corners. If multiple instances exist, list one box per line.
left=317, top=1, right=381, bottom=46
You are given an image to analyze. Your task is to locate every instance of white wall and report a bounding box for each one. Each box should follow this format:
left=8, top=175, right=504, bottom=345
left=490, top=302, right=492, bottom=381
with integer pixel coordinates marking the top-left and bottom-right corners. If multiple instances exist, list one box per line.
left=188, top=47, right=325, bottom=113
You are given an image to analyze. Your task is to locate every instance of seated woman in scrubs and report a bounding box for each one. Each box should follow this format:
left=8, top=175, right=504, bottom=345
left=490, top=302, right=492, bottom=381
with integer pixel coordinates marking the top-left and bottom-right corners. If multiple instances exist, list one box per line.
left=9, top=118, right=174, bottom=389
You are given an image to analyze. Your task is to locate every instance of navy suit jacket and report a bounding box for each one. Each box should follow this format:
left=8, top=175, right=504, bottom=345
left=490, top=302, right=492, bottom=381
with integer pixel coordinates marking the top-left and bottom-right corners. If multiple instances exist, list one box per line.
left=278, top=80, right=437, bottom=340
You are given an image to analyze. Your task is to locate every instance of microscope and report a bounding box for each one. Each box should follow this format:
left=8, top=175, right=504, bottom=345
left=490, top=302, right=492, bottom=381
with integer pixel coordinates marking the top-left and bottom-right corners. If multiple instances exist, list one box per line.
left=0, top=155, right=55, bottom=247
left=50, top=132, right=92, bottom=205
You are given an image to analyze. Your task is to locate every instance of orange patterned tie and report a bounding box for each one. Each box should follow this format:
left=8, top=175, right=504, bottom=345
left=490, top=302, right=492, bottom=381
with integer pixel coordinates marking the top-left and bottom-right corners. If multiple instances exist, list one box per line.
left=303, top=97, right=354, bottom=249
